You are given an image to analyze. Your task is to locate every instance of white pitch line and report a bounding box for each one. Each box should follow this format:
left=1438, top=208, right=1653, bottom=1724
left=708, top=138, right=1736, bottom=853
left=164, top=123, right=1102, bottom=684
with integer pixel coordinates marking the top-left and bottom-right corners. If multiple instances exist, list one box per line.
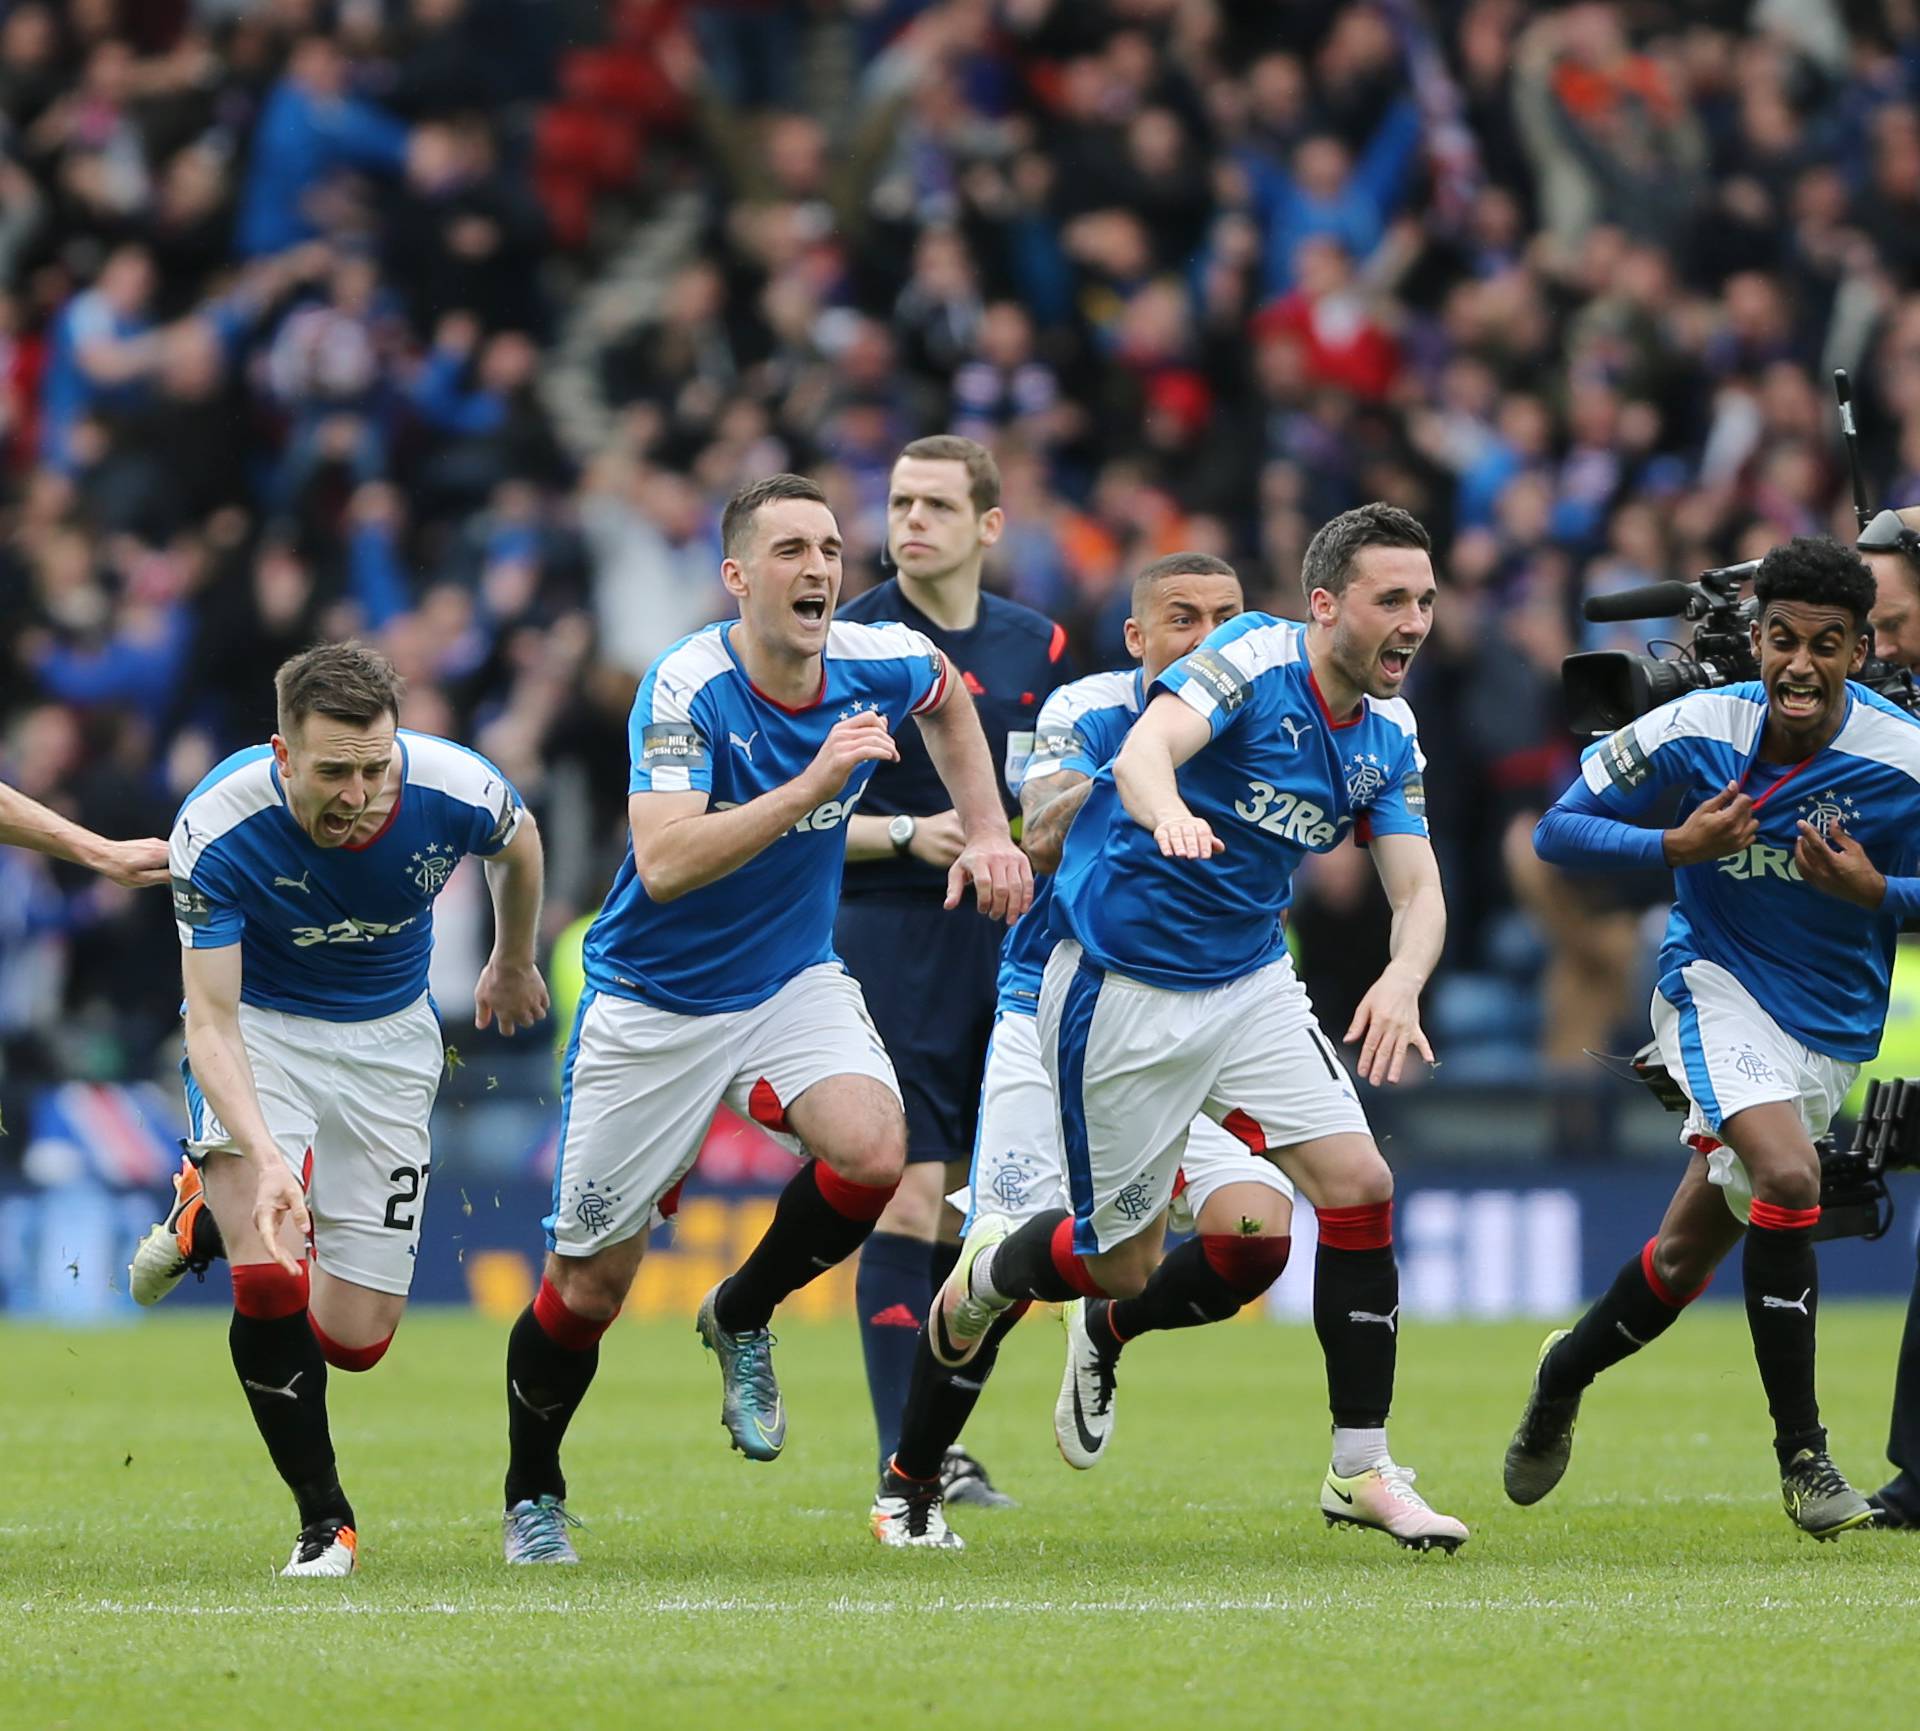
left=23, top=1592, right=1920, bottom=1618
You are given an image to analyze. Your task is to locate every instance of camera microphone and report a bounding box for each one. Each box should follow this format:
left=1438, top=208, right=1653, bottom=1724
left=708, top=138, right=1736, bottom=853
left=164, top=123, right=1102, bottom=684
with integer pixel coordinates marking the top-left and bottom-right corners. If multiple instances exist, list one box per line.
left=1836, top=369, right=1874, bottom=533
left=1581, top=581, right=1699, bottom=624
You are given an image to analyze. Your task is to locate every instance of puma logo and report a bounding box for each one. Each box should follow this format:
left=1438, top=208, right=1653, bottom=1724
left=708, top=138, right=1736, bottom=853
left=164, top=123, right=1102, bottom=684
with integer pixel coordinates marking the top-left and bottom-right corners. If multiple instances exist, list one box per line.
left=1348, top=1305, right=1399, bottom=1333
left=1762, top=1287, right=1812, bottom=1315
left=274, top=870, right=312, bottom=894
left=242, top=1372, right=303, bottom=1402
left=1279, top=716, right=1308, bottom=748
left=1615, top=1321, right=1647, bottom=1347
left=729, top=730, right=759, bottom=761
left=510, top=1378, right=564, bottom=1420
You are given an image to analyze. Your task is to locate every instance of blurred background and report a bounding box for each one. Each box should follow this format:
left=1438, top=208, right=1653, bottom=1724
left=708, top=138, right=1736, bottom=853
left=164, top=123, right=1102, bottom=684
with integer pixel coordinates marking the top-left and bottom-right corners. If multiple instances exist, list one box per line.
left=8, top=0, right=1920, bottom=1322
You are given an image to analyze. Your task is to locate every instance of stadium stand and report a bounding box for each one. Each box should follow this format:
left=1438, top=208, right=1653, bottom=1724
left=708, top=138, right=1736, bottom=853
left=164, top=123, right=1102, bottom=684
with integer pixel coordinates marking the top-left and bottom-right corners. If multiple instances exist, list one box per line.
left=1, top=0, right=1913, bottom=1139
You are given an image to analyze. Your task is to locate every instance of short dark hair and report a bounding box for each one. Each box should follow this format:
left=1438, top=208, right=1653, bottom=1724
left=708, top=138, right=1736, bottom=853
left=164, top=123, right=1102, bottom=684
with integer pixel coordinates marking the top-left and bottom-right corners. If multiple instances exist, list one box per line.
left=722, top=473, right=830, bottom=560
left=1754, top=535, right=1876, bottom=630
left=1131, top=552, right=1240, bottom=614
left=274, top=641, right=403, bottom=739
left=1300, top=502, right=1432, bottom=602
left=895, top=435, right=1001, bottom=514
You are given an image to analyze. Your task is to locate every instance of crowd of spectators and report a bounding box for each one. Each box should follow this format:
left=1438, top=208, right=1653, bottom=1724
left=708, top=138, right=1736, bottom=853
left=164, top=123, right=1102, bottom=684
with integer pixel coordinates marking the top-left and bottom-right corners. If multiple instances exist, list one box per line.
left=4, top=0, right=1919, bottom=1123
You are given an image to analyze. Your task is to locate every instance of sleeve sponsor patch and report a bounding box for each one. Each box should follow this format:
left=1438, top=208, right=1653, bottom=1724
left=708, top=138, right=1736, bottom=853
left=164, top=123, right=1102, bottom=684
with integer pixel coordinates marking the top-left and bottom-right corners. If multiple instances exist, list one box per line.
left=640, top=722, right=710, bottom=771
left=171, top=875, right=212, bottom=927
left=486, top=797, right=521, bottom=851
left=1599, top=725, right=1651, bottom=792
left=1003, top=729, right=1036, bottom=793
left=1029, top=727, right=1086, bottom=766
left=1401, top=773, right=1426, bottom=818
left=1178, top=647, right=1250, bottom=714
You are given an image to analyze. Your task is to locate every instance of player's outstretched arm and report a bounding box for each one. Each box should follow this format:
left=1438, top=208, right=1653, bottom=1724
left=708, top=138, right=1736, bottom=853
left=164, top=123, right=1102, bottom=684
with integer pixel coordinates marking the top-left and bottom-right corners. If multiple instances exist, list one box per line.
left=916, top=673, right=1033, bottom=921
left=180, top=945, right=309, bottom=1275
left=476, top=811, right=550, bottom=1035
left=1019, top=769, right=1091, bottom=875
left=1349, top=832, right=1446, bottom=1086
left=0, top=780, right=169, bottom=886
left=1113, top=694, right=1222, bottom=862
left=632, top=712, right=900, bottom=902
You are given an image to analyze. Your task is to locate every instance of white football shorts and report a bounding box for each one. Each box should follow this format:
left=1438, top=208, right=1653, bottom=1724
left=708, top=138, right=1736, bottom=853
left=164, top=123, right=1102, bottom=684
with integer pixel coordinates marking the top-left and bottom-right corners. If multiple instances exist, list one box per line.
left=548, top=963, right=901, bottom=1255
left=182, top=992, right=443, bottom=1296
left=1038, top=940, right=1368, bottom=1254
left=956, top=1007, right=1293, bottom=1233
left=1650, top=958, right=1857, bottom=1223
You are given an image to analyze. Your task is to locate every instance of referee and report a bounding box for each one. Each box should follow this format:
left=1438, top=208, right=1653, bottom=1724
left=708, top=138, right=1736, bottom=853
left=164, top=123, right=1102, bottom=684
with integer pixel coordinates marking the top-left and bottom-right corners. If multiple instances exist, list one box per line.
left=836, top=435, right=1071, bottom=1501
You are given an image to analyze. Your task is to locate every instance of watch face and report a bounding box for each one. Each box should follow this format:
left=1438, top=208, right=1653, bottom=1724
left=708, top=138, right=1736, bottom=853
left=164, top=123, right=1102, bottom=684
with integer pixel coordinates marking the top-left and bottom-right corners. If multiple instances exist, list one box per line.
left=889, top=815, right=914, bottom=846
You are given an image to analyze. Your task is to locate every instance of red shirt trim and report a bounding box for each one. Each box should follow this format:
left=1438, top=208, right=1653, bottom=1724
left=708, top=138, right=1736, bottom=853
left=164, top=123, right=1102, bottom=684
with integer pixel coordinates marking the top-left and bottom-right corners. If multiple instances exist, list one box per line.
left=723, top=624, right=827, bottom=712
left=1308, top=668, right=1363, bottom=731
left=748, top=671, right=827, bottom=714
left=342, top=778, right=405, bottom=850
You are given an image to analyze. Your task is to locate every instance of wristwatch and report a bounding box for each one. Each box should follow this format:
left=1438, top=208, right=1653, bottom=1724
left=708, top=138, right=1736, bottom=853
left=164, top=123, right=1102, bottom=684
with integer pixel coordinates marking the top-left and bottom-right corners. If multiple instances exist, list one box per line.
left=888, top=813, right=918, bottom=855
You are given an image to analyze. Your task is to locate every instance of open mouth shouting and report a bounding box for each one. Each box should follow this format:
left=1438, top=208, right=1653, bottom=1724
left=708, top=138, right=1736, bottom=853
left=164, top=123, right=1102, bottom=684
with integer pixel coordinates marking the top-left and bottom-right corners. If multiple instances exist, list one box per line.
left=792, top=593, right=828, bottom=629
left=1773, top=678, right=1826, bottom=722
left=1378, top=643, right=1418, bottom=686
left=319, top=809, right=357, bottom=842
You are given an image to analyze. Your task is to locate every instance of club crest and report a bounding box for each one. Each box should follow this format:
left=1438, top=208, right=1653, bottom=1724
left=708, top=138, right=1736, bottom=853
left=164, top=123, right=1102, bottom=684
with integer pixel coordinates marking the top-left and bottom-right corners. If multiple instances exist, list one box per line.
left=409, top=844, right=454, bottom=895
left=1344, top=751, right=1388, bottom=805
left=1794, top=789, right=1858, bottom=838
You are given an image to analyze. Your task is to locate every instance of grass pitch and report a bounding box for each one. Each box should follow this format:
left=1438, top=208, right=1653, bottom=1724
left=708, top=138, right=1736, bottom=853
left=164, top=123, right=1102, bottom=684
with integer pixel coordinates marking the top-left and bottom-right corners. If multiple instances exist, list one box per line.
left=6, top=1304, right=1919, bottom=1731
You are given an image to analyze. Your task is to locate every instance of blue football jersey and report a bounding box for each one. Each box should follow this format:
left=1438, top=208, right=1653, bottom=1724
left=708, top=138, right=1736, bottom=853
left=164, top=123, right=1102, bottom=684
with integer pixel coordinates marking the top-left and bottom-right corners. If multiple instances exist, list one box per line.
left=995, top=668, right=1144, bottom=1016
left=584, top=618, right=947, bottom=1014
left=168, top=731, right=524, bottom=1021
left=1565, top=682, right=1920, bottom=1061
left=1051, top=614, right=1428, bottom=991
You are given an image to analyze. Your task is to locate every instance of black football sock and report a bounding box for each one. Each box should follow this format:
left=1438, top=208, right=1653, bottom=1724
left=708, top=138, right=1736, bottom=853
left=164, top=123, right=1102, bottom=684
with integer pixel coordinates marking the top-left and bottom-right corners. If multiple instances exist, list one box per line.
left=714, top=1160, right=896, bottom=1333
left=1313, top=1205, right=1398, bottom=1429
left=1540, top=1241, right=1697, bottom=1399
left=229, top=1265, right=349, bottom=1530
left=974, top=1210, right=1092, bottom=1304
left=1097, top=1234, right=1292, bottom=1347
left=893, top=1303, right=1029, bottom=1482
left=856, top=1231, right=933, bottom=1472
left=504, top=1279, right=612, bottom=1507
left=1744, top=1201, right=1825, bottom=1470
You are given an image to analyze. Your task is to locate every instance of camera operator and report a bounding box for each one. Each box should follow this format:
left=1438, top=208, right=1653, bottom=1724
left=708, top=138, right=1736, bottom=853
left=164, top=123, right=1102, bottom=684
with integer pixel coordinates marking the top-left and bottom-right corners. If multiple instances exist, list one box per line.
left=1503, top=536, right=1920, bottom=1538
left=1862, top=507, right=1920, bottom=674
left=1853, top=504, right=1920, bottom=1528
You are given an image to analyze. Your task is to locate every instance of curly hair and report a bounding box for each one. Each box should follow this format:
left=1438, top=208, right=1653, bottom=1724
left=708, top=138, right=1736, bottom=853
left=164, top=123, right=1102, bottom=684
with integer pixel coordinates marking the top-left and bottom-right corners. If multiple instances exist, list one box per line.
left=1753, top=535, right=1876, bottom=629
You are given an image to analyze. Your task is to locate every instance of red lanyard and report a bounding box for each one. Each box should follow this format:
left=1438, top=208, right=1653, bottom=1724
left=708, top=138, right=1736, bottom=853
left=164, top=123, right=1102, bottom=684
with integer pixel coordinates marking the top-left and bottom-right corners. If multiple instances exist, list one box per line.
left=1743, top=754, right=1817, bottom=812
